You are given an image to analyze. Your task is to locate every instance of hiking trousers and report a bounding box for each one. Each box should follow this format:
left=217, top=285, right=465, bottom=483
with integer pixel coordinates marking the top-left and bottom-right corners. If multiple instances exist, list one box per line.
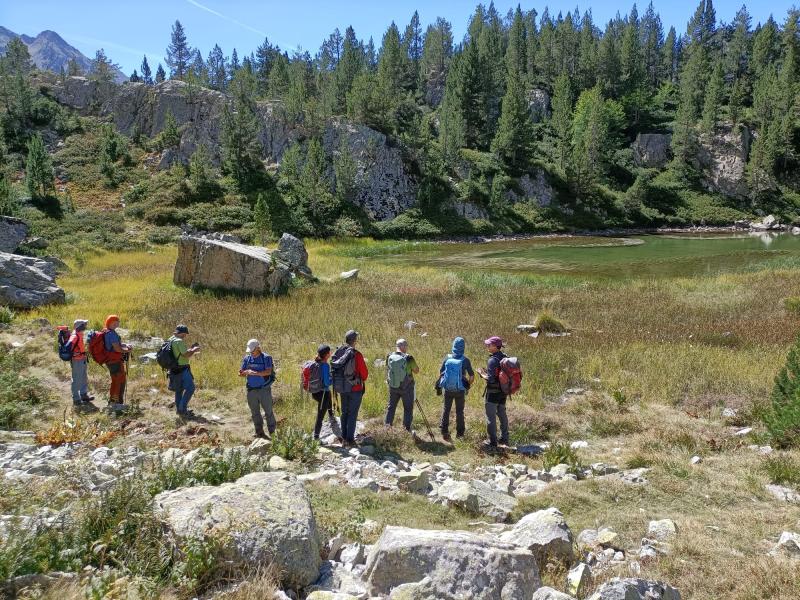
left=173, top=368, right=195, bottom=414
left=71, top=358, right=89, bottom=403
left=312, top=389, right=334, bottom=438
left=385, top=382, right=414, bottom=431
left=107, top=361, right=126, bottom=402
left=340, top=390, right=363, bottom=443
left=440, top=390, right=466, bottom=437
left=485, top=399, right=509, bottom=446
left=247, top=386, right=276, bottom=435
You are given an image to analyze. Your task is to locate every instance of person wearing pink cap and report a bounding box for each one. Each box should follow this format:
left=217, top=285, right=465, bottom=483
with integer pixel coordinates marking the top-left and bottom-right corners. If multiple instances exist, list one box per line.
left=477, top=335, right=509, bottom=448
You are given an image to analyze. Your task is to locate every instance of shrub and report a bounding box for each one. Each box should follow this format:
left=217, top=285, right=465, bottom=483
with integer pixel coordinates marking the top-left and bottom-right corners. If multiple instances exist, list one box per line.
left=762, top=454, right=800, bottom=487
left=542, top=441, right=583, bottom=474
left=34, top=418, right=119, bottom=447
left=147, top=225, right=181, bottom=244
left=534, top=310, right=568, bottom=334
left=147, top=447, right=269, bottom=494
left=0, top=306, right=14, bottom=324
left=763, top=336, right=800, bottom=448
left=271, top=427, right=319, bottom=463
left=0, top=347, right=49, bottom=429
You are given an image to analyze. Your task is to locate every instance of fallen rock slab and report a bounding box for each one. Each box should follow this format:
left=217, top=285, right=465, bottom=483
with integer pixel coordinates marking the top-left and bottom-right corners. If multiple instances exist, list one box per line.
left=0, top=251, right=65, bottom=308
left=364, top=526, right=540, bottom=600
left=588, top=578, right=681, bottom=600
left=154, top=471, right=321, bottom=588
left=499, top=507, right=575, bottom=564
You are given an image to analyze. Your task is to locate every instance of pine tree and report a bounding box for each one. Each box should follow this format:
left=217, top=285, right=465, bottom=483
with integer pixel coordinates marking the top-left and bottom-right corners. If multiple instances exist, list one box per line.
left=253, top=192, right=272, bottom=242
left=301, top=138, right=337, bottom=230
left=166, top=20, right=191, bottom=79
left=255, top=37, right=279, bottom=94
left=25, top=133, right=53, bottom=199
left=402, top=10, right=423, bottom=90
left=661, top=27, right=678, bottom=83
left=377, top=22, right=411, bottom=96
left=764, top=335, right=800, bottom=447
left=596, top=19, right=621, bottom=96
left=551, top=72, right=574, bottom=171
left=89, top=49, right=117, bottom=83
left=157, top=109, right=181, bottom=150
left=189, top=144, right=217, bottom=200
left=576, top=11, right=597, bottom=90
left=751, top=16, right=779, bottom=80
left=228, top=48, right=240, bottom=79
left=155, top=63, right=166, bottom=83
left=334, top=26, right=364, bottom=112
left=220, top=69, right=262, bottom=190
left=129, top=69, right=140, bottom=83
left=491, top=8, right=533, bottom=171
left=207, top=45, right=227, bottom=91
left=641, top=2, right=664, bottom=91
left=701, top=56, right=724, bottom=132
left=2, top=39, right=32, bottom=76
left=268, top=54, right=290, bottom=98
left=67, top=57, right=82, bottom=76
left=420, top=18, right=453, bottom=106
left=141, top=55, right=153, bottom=84
left=347, top=71, right=391, bottom=131
left=571, top=86, right=620, bottom=193
left=333, top=135, right=358, bottom=203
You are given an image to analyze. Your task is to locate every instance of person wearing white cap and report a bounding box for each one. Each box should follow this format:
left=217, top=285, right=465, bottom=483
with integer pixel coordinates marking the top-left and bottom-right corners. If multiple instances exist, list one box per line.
left=239, top=339, right=276, bottom=438
left=384, top=338, right=419, bottom=432
left=69, top=319, right=93, bottom=405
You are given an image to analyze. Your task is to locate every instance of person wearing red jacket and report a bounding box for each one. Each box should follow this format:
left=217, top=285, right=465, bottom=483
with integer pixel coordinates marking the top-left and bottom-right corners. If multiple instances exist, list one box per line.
left=339, top=329, right=369, bottom=446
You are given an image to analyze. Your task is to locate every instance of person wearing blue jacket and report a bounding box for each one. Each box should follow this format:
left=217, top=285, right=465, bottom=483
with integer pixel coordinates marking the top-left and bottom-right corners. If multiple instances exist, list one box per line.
left=312, top=344, right=334, bottom=440
left=438, top=337, right=475, bottom=442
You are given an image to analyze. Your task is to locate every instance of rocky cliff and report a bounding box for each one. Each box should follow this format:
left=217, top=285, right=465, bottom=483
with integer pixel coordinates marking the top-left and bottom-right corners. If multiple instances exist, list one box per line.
left=46, top=76, right=416, bottom=221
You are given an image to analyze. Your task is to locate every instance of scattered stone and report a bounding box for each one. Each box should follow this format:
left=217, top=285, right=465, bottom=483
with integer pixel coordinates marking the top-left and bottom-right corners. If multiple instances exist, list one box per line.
left=631, top=133, right=672, bottom=168
left=339, top=543, right=367, bottom=568
left=516, top=444, right=545, bottom=456
left=340, top=269, right=359, bottom=281
left=404, top=321, right=419, bottom=330
left=603, top=468, right=650, bottom=485
left=364, top=526, right=541, bottom=600
left=138, top=352, right=158, bottom=364
left=597, top=527, right=620, bottom=549
left=734, top=427, right=753, bottom=436
left=516, top=324, right=538, bottom=333
left=154, top=472, right=321, bottom=588
left=397, top=469, right=429, bottom=494
left=499, top=507, right=575, bottom=564
left=306, top=592, right=360, bottom=600
left=437, top=479, right=517, bottom=522
left=513, top=479, right=548, bottom=497
left=690, top=455, right=702, bottom=465
left=577, top=529, right=599, bottom=547
left=721, top=407, right=737, bottom=418
left=648, top=519, right=678, bottom=543
left=567, top=563, right=592, bottom=596
left=766, top=484, right=800, bottom=504
left=570, top=440, right=588, bottom=450
left=588, top=577, right=681, bottom=600
left=769, top=531, right=800, bottom=559
left=273, top=233, right=311, bottom=277
left=247, top=438, right=271, bottom=457
left=532, top=587, right=578, bottom=600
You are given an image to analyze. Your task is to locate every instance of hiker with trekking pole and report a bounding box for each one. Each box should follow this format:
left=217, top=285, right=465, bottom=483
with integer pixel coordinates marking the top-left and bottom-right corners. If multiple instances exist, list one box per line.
left=301, top=344, right=339, bottom=441
left=86, top=315, right=131, bottom=406
left=384, top=338, right=419, bottom=434
left=437, top=336, right=475, bottom=442
left=477, top=336, right=522, bottom=450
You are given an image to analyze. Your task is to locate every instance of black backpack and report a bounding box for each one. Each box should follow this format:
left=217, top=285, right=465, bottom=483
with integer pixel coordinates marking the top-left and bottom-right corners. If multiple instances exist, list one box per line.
left=57, top=327, right=73, bottom=361
left=156, top=339, right=179, bottom=371
left=331, top=345, right=358, bottom=394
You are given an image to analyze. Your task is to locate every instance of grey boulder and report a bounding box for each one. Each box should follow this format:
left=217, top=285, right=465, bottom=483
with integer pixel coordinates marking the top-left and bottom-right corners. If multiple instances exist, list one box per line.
left=0, top=251, right=65, bottom=308
left=499, top=507, right=575, bottom=564
left=274, top=233, right=311, bottom=276
left=588, top=578, right=681, bottom=600
left=0, top=217, right=28, bottom=253
left=154, top=471, right=321, bottom=588
left=364, top=526, right=540, bottom=600
left=532, top=587, right=578, bottom=600
left=437, top=478, right=518, bottom=522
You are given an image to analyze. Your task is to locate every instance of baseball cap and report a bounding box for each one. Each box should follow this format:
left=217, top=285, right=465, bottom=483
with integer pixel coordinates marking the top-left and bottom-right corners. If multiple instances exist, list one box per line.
left=175, top=324, right=189, bottom=334
left=396, top=338, right=408, bottom=347
left=484, top=336, right=503, bottom=348
left=246, top=339, right=260, bottom=352
left=345, top=329, right=359, bottom=344
left=318, top=344, right=331, bottom=357
left=73, top=319, right=88, bottom=330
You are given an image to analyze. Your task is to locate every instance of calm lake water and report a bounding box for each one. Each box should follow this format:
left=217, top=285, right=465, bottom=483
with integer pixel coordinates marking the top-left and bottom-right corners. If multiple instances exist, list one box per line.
left=381, top=233, right=800, bottom=279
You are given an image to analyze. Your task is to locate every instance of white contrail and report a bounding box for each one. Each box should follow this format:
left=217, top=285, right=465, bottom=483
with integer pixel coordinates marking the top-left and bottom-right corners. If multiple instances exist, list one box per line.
left=64, top=33, right=158, bottom=58
left=185, top=0, right=268, bottom=37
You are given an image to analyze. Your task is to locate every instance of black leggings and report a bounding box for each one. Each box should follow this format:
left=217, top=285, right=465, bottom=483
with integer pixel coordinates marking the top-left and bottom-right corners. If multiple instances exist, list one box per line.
left=313, top=390, right=334, bottom=438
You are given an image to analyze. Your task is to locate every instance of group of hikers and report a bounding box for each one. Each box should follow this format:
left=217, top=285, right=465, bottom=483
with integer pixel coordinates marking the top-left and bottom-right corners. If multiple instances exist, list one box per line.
left=59, top=317, right=522, bottom=448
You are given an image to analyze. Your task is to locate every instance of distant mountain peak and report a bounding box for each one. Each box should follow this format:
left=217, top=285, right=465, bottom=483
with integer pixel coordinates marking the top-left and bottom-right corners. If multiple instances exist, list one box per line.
left=0, top=26, right=126, bottom=83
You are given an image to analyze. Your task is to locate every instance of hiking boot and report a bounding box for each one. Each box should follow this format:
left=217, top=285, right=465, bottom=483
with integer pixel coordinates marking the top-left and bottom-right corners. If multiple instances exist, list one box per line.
left=80, top=395, right=95, bottom=403
left=442, top=433, right=452, bottom=442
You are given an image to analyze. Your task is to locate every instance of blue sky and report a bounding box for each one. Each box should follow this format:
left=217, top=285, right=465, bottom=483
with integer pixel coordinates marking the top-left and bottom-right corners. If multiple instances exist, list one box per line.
left=3, top=0, right=797, bottom=75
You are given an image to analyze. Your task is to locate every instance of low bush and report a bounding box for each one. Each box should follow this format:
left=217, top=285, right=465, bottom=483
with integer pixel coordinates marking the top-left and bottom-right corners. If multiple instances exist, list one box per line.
left=0, top=347, right=49, bottom=429
left=147, top=225, right=182, bottom=245
left=541, top=441, right=583, bottom=474
left=0, top=305, right=14, bottom=324
left=762, top=454, right=800, bottom=488
left=147, top=447, right=270, bottom=493
left=785, top=297, right=800, bottom=315
left=763, top=336, right=800, bottom=448
left=270, top=427, right=319, bottom=463
left=34, top=418, right=119, bottom=447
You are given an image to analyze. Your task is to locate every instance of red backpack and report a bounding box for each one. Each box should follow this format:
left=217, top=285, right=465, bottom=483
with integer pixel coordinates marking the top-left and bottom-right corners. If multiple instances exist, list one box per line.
left=301, top=360, right=324, bottom=394
left=87, top=329, right=112, bottom=365
left=498, top=356, right=523, bottom=396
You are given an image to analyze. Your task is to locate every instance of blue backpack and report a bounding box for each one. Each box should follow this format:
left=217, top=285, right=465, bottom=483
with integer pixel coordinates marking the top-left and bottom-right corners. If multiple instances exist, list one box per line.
left=441, top=355, right=465, bottom=392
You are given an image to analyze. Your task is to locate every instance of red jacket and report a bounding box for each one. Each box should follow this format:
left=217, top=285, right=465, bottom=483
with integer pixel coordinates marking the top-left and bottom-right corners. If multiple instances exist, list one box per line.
left=352, top=350, right=369, bottom=392
left=69, top=331, right=86, bottom=361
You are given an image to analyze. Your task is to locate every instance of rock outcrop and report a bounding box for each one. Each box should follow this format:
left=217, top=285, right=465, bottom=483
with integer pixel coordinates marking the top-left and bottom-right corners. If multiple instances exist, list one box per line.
left=0, top=217, right=29, bottom=253
left=499, top=507, right=575, bottom=565
left=174, top=235, right=311, bottom=296
left=505, top=170, right=557, bottom=207
left=528, top=88, right=551, bottom=122
left=695, top=124, right=751, bottom=199
left=364, top=526, right=541, bottom=599
left=588, top=578, right=681, bottom=600
left=154, top=471, right=322, bottom=589
left=632, top=133, right=671, bottom=168
left=274, top=233, right=312, bottom=277
left=0, top=251, right=65, bottom=308
left=47, top=76, right=416, bottom=220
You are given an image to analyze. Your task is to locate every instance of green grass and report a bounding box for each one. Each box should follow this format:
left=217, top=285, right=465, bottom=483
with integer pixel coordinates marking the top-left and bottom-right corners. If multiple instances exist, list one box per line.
left=762, top=454, right=800, bottom=488
left=0, top=345, right=50, bottom=429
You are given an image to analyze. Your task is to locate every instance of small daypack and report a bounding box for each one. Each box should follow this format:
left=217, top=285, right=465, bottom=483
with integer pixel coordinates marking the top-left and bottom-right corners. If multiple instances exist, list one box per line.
left=156, top=339, right=179, bottom=371
left=57, top=326, right=73, bottom=361
left=87, top=329, right=111, bottom=365
left=331, top=345, right=358, bottom=394
left=302, top=359, right=324, bottom=394
left=386, top=352, right=408, bottom=389
left=440, top=355, right=465, bottom=392
left=498, top=356, right=523, bottom=396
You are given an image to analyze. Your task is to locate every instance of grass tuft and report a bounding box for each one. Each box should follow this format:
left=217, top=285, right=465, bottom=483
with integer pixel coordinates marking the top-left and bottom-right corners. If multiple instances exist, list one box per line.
left=762, top=454, right=800, bottom=488
left=534, top=310, right=568, bottom=334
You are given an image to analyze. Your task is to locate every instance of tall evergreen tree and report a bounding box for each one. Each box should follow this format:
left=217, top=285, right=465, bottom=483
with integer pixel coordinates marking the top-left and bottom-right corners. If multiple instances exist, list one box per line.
left=155, top=63, right=166, bottom=83
left=25, top=133, right=53, bottom=199
left=207, top=45, right=227, bottom=91
left=89, top=49, right=117, bottom=83
left=2, top=39, right=32, bottom=76
left=141, top=55, right=153, bottom=84
left=334, top=26, right=364, bottom=112
left=268, top=54, right=291, bottom=98
left=571, top=86, right=621, bottom=193
left=402, top=10, right=423, bottom=89
left=641, top=2, right=664, bottom=91
left=701, top=56, right=725, bottom=132
left=551, top=72, right=574, bottom=171
left=166, top=20, right=191, bottom=79
left=420, top=17, right=453, bottom=106
left=255, top=37, right=280, bottom=94
left=220, top=69, right=262, bottom=190
left=377, top=22, right=411, bottom=95
left=577, top=11, right=597, bottom=90
left=129, top=70, right=140, bottom=82
left=67, top=57, right=82, bottom=76
left=661, top=26, right=678, bottom=83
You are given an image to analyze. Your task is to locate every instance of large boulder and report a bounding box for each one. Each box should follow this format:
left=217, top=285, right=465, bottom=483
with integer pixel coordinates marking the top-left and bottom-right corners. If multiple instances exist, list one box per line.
left=0, top=217, right=29, bottom=253
left=499, top=507, right=575, bottom=565
left=274, top=233, right=310, bottom=276
left=632, top=133, right=671, bottom=168
left=154, top=471, right=321, bottom=588
left=173, top=235, right=294, bottom=296
left=588, top=578, right=681, bottom=600
left=437, top=479, right=518, bottom=522
left=364, top=526, right=541, bottom=600
left=0, top=252, right=65, bottom=308
left=695, top=123, right=752, bottom=199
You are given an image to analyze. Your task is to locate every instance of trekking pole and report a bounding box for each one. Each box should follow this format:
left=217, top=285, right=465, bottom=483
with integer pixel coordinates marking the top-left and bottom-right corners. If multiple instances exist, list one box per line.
left=413, top=389, right=436, bottom=442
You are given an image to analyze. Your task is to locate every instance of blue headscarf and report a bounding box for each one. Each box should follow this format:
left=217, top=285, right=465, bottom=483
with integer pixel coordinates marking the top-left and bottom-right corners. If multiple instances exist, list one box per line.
left=451, top=336, right=465, bottom=359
